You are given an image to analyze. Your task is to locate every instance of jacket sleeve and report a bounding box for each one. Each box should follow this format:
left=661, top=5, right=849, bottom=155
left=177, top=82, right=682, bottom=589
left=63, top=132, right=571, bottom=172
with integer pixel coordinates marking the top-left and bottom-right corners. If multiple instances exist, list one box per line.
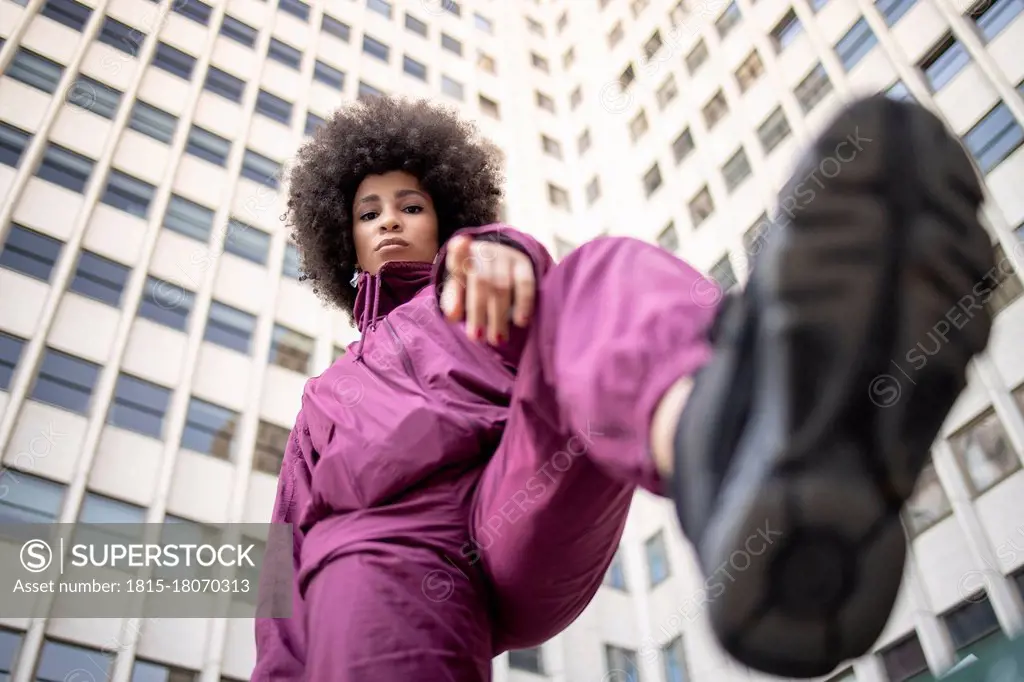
left=432, top=223, right=556, bottom=292
left=251, top=417, right=310, bottom=681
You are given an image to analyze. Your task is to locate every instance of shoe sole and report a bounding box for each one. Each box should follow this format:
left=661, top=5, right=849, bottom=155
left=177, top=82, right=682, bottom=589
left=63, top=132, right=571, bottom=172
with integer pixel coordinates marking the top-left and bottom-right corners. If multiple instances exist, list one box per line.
left=694, top=96, right=995, bottom=677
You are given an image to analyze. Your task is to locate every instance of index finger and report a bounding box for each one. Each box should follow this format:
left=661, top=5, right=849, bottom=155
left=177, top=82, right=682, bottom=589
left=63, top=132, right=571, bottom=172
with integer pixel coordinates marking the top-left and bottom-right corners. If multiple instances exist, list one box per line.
left=511, top=257, right=536, bottom=327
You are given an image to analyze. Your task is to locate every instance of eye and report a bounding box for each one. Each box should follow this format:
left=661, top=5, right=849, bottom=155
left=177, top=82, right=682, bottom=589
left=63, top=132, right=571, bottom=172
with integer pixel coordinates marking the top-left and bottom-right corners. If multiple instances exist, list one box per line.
left=403, top=205, right=424, bottom=214
left=359, top=211, right=378, bottom=221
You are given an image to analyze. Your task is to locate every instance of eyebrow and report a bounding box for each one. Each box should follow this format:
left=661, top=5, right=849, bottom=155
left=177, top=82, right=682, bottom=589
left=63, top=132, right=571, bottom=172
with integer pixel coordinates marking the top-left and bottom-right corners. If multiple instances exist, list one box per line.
left=357, top=189, right=428, bottom=204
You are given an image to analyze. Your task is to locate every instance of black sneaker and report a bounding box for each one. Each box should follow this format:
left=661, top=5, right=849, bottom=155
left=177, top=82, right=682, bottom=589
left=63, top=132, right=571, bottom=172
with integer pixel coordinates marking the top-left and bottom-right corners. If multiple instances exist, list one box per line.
left=671, top=95, right=996, bottom=678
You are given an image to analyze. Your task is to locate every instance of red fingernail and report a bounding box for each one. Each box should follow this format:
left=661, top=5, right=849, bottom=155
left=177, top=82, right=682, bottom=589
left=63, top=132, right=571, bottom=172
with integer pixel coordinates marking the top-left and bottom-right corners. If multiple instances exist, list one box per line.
left=476, top=328, right=485, bottom=340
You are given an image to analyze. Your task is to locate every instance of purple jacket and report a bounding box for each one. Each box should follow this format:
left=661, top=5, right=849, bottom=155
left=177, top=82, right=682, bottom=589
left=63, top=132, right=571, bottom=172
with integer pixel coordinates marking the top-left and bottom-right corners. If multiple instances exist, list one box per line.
left=253, top=225, right=555, bottom=679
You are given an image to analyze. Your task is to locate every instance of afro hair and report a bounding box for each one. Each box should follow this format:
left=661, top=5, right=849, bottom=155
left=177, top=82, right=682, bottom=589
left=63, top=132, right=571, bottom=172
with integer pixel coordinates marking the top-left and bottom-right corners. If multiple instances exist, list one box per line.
left=285, top=95, right=505, bottom=320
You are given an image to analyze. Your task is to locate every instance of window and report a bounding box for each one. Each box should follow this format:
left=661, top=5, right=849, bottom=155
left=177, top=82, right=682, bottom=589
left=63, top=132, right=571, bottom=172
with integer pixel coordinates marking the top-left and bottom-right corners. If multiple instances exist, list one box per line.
left=723, top=148, right=752, bottom=191
left=711, top=257, right=738, bottom=291
left=986, top=241, right=1023, bottom=312
left=0, top=629, right=23, bottom=680
left=475, top=13, right=494, bottom=33
left=224, top=219, right=270, bottom=264
left=478, top=51, right=497, bottom=75
left=541, top=135, right=562, bottom=159
left=569, top=87, right=582, bottom=110
left=904, top=460, right=951, bottom=535
left=359, top=80, right=385, bottom=100
left=663, top=637, right=688, bottom=682
left=255, top=421, right=290, bottom=474
left=657, top=75, right=678, bottom=109
left=644, top=31, right=664, bottom=60
left=577, top=129, right=591, bottom=156
left=42, top=0, right=92, bottom=30
left=643, top=164, right=663, bottom=197
left=630, top=110, right=649, bottom=141
left=531, top=52, right=549, bottom=73
left=526, top=17, right=544, bottom=36
left=548, top=183, right=570, bottom=210
left=443, top=0, right=461, bottom=16
left=0, top=332, right=27, bottom=391
left=758, top=106, right=791, bottom=153
left=950, top=409, right=1021, bottom=495
left=322, top=14, right=350, bottom=41
left=267, top=38, right=302, bottom=69
left=770, top=9, right=802, bottom=52
left=441, top=75, right=464, bottom=100
left=363, top=35, right=390, bottom=62
left=36, top=143, right=95, bottom=192
left=107, top=373, right=171, bottom=438
left=876, top=0, right=917, bottom=25
left=70, top=66, right=119, bottom=108
left=835, top=18, right=877, bottom=71
left=622, top=67, right=638, bottom=90
left=70, top=250, right=130, bottom=306
left=101, top=170, right=156, bottom=218
left=715, top=1, right=742, bottom=37
left=30, top=348, right=100, bottom=414
left=204, top=66, right=245, bottom=102
left=735, top=50, right=765, bottom=92
left=1, top=224, right=62, bottom=281
left=962, top=102, right=1024, bottom=174
left=405, top=12, right=427, bottom=37
left=441, top=33, right=463, bottom=56
left=241, top=149, right=281, bottom=188
left=37, top=641, right=113, bottom=682
left=305, top=112, right=325, bottom=137
left=334, top=345, right=347, bottom=362
left=743, top=213, right=771, bottom=255
left=685, top=40, right=708, bottom=73
left=631, top=0, right=649, bottom=16
left=969, top=0, right=1024, bottom=42
left=138, top=276, right=194, bottom=331
left=181, top=397, right=239, bottom=459
left=880, top=634, right=928, bottom=681
left=186, top=125, right=231, bottom=166
left=131, top=660, right=198, bottom=682
left=279, top=0, right=309, bottom=21
left=152, top=42, right=195, bottom=79
left=404, top=56, right=427, bottom=81
left=673, top=129, right=695, bottom=163
left=129, top=100, right=177, bottom=144
left=269, top=324, right=314, bottom=373
left=645, top=530, right=670, bottom=585
left=508, top=648, right=544, bottom=674
left=795, top=63, right=833, bottom=112
left=702, top=91, right=729, bottom=129
left=658, top=222, right=679, bottom=252
left=163, top=194, right=214, bottom=242
left=586, top=176, right=601, bottom=204
left=563, top=47, right=575, bottom=70
left=605, top=646, right=640, bottom=682
left=220, top=15, right=257, bottom=47
left=557, top=10, right=568, bottom=32
left=604, top=549, right=627, bottom=589
left=255, top=89, right=293, bottom=125
left=98, top=16, right=143, bottom=54
left=368, top=0, right=391, bottom=16
left=174, top=0, right=211, bottom=24
left=608, top=22, right=624, bottom=47
left=205, top=301, right=257, bottom=354
left=5, top=48, right=64, bottom=93
left=554, top=237, right=575, bottom=260
left=943, top=594, right=1002, bottom=651
left=689, top=186, right=715, bottom=227
left=283, top=243, right=300, bottom=279
left=920, top=34, right=969, bottom=92
left=536, top=91, right=555, bottom=113
left=886, top=80, right=914, bottom=101
left=0, top=469, right=64, bottom=524
left=313, top=61, right=345, bottom=89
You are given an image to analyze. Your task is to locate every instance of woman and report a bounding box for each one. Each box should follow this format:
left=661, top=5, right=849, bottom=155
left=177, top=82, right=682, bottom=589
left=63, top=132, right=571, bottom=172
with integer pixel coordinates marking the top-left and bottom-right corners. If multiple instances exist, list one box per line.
left=253, top=94, right=994, bottom=680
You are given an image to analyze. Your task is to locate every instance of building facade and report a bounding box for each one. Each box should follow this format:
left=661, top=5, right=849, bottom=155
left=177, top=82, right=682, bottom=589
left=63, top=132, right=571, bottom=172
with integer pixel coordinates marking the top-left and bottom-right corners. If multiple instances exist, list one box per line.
left=0, top=0, right=1022, bottom=679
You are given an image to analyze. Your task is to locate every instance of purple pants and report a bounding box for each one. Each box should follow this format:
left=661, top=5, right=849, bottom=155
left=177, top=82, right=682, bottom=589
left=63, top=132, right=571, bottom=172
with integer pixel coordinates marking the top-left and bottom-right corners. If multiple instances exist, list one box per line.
left=300, top=239, right=717, bottom=680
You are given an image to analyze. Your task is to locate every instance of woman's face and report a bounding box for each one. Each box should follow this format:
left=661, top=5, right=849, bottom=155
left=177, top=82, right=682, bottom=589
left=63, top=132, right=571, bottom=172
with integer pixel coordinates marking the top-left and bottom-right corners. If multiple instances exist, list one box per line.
left=352, top=170, right=440, bottom=275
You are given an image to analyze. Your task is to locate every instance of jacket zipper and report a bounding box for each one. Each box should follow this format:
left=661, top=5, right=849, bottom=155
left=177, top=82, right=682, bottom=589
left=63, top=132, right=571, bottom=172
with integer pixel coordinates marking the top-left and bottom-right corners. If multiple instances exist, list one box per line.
left=383, top=318, right=417, bottom=380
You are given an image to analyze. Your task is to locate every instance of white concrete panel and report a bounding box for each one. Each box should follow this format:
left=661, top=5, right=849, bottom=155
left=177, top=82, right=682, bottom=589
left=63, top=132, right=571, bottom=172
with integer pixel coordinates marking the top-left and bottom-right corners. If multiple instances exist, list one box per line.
left=243, top=471, right=278, bottom=524
left=48, top=293, right=121, bottom=366
left=89, top=427, right=164, bottom=508
left=14, top=179, right=86, bottom=242
left=166, top=450, right=234, bottom=523
left=192, top=344, right=252, bottom=413
left=122, top=319, right=189, bottom=389
left=2, top=403, right=88, bottom=484
left=975, top=469, right=1024, bottom=574
left=83, top=203, right=151, bottom=268
left=0, top=270, right=49, bottom=339
left=259, top=365, right=305, bottom=429
left=914, top=516, right=981, bottom=612
left=113, top=128, right=173, bottom=188
left=136, top=618, right=213, bottom=669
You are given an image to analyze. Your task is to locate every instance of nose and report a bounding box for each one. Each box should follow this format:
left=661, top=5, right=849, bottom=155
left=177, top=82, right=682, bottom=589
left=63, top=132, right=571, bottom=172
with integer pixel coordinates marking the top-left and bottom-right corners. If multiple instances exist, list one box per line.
left=376, top=205, right=402, bottom=232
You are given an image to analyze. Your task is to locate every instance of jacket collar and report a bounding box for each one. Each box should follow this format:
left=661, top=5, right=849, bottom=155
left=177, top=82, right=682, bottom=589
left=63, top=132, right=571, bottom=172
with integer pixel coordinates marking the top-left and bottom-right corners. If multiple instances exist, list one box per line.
left=352, top=260, right=434, bottom=357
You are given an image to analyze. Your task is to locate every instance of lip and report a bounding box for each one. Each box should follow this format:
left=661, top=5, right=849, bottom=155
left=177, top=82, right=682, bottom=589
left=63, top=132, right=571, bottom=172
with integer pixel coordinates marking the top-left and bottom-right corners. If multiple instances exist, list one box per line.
left=375, top=237, right=410, bottom=252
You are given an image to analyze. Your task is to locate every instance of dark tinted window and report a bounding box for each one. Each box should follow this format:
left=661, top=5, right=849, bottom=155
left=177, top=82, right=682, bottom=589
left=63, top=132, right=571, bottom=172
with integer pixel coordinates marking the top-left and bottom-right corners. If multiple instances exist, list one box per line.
left=0, top=224, right=63, bottom=281
left=36, top=143, right=95, bottom=192
left=70, top=250, right=131, bottom=305
left=30, top=348, right=101, bottom=415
